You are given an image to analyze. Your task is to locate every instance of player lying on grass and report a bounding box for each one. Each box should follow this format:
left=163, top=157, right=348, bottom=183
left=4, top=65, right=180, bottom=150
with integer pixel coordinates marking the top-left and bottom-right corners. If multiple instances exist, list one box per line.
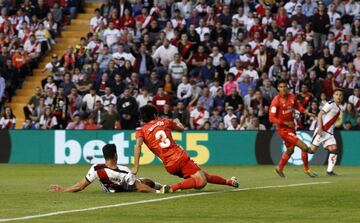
left=132, top=105, right=239, bottom=193
left=50, top=144, right=162, bottom=193
left=270, top=80, right=317, bottom=178
left=309, top=89, right=344, bottom=176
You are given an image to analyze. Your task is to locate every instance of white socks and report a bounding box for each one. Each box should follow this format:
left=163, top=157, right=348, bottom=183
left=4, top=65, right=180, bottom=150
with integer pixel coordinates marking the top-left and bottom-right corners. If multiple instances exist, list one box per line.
left=327, top=154, right=338, bottom=172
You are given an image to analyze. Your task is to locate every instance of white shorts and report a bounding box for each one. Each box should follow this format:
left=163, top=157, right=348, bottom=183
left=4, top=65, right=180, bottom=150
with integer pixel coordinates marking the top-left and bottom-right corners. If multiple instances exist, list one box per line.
left=311, top=130, right=336, bottom=148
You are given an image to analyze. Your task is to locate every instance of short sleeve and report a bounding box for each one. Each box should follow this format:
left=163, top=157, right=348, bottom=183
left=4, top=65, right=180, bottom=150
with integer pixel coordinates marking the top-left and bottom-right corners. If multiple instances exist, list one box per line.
left=135, top=128, right=144, bottom=139
left=322, top=102, right=332, bottom=113
left=124, top=172, right=136, bottom=186
left=270, top=98, right=278, bottom=114
left=85, top=164, right=97, bottom=183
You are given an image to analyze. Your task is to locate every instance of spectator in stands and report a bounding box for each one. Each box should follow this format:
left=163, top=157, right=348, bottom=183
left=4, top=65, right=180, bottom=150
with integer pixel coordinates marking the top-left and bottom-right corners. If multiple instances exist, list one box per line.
left=0, top=73, right=4, bottom=110
left=173, top=101, right=190, bottom=129
left=146, top=72, right=163, bottom=96
left=4, top=0, right=360, bottom=131
left=227, top=117, right=240, bottom=130
left=117, top=87, right=138, bottom=129
left=101, top=104, right=120, bottom=130
left=343, top=103, right=358, bottom=129
left=247, top=116, right=266, bottom=130
left=152, top=38, right=178, bottom=67
left=168, top=53, right=187, bottom=85
left=66, top=114, right=85, bottom=130
left=0, top=106, right=15, bottom=129
left=76, top=73, right=93, bottom=95
left=39, top=106, right=57, bottom=129
left=84, top=115, right=99, bottom=130
left=190, top=101, right=209, bottom=130
left=82, top=87, right=102, bottom=114
left=225, top=87, right=243, bottom=116
left=52, top=87, right=69, bottom=129
left=177, top=75, right=192, bottom=105
left=22, top=118, right=37, bottom=130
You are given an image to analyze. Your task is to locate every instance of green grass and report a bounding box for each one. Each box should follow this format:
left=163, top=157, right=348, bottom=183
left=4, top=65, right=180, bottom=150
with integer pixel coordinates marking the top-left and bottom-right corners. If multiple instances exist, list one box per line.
left=0, top=165, right=360, bottom=223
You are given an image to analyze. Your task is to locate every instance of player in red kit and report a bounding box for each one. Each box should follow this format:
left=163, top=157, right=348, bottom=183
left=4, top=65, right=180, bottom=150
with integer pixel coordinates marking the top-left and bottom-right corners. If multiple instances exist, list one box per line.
left=132, top=105, right=239, bottom=193
left=269, top=80, right=317, bottom=178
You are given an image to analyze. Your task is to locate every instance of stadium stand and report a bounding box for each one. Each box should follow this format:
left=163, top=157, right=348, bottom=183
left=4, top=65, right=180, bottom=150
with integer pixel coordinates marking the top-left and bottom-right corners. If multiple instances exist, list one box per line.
left=0, top=0, right=360, bottom=131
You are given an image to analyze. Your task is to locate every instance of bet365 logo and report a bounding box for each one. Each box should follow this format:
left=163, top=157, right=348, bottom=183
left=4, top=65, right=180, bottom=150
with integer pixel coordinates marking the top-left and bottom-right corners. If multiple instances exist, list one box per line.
left=281, top=131, right=314, bottom=166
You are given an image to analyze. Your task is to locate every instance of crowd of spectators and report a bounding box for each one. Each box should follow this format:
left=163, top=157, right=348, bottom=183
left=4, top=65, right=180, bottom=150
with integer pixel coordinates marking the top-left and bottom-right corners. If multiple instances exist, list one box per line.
left=1, top=0, right=360, bottom=131
left=0, top=0, right=83, bottom=128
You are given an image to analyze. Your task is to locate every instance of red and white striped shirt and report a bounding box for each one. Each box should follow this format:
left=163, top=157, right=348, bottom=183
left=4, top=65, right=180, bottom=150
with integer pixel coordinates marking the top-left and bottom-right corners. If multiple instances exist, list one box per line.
left=85, top=164, right=136, bottom=193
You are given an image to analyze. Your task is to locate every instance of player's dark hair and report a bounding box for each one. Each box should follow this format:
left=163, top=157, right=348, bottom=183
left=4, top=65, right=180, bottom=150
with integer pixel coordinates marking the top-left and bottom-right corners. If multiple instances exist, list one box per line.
left=140, top=105, right=159, bottom=123
left=277, top=80, right=288, bottom=87
left=333, top=88, right=344, bottom=94
left=102, top=144, right=117, bottom=160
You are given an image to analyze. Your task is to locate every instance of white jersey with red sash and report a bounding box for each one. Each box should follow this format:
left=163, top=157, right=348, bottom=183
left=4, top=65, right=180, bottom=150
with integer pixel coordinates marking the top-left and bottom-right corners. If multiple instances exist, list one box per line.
left=249, top=41, right=261, bottom=55
left=239, top=53, right=254, bottom=67
left=85, top=164, right=137, bottom=193
left=312, top=101, right=342, bottom=148
left=348, top=95, right=360, bottom=112
left=87, top=41, right=103, bottom=54
left=190, top=108, right=209, bottom=126
left=18, top=29, right=32, bottom=44
left=327, top=65, right=347, bottom=83
left=334, top=28, right=346, bottom=43
left=24, top=40, right=40, bottom=56
left=281, top=40, right=293, bottom=55
left=90, top=16, right=107, bottom=32
left=0, top=117, right=15, bottom=129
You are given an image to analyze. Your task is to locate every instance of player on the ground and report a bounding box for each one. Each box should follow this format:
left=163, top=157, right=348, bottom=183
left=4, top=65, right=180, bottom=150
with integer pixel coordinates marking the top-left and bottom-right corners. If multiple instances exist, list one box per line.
left=132, top=105, right=239, bottom=193
left=50, top=144, right=162, bottom=193
left=309, top=89, right=343, bottom=176
left=269, top=80, right=317, bottom=178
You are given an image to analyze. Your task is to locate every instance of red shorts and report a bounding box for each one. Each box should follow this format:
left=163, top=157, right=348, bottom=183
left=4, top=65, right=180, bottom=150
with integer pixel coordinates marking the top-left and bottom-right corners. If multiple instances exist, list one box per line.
left=278, top=128, right=299, bottom=148
left=165, top=155, right=201, bottom=179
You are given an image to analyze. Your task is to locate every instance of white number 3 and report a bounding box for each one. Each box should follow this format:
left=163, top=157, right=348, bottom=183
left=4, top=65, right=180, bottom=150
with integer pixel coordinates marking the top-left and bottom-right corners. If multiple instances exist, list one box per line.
left=155, top=130, right=171, bottom=148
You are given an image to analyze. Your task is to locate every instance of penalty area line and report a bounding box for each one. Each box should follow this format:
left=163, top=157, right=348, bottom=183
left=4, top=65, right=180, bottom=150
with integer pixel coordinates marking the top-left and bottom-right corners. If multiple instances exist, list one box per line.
left=0, top=181, right=331, bottom=222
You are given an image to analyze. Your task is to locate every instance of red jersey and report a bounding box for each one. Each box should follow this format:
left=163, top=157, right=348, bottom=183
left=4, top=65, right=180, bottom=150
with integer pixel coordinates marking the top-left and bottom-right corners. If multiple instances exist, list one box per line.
left=269, top=93, right=305, bottom=130
left=136, top=118, right=188, bottom=167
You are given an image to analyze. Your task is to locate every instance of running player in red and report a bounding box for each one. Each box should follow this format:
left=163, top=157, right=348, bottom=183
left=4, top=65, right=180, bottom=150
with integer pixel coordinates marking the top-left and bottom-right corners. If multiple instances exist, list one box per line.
left=269, top=80, right=317, bottom=178
left=132, top=105, right=239, bottom=193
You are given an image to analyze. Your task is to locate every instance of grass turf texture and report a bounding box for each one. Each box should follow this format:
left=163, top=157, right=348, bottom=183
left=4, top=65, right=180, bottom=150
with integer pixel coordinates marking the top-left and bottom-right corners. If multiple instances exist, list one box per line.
left=0, top=165, right=360, bottom=223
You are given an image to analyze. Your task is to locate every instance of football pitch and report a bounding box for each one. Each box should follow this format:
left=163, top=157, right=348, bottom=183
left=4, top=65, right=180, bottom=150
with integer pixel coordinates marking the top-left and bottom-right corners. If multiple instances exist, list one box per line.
left=1, top=165, right=360, bottom=223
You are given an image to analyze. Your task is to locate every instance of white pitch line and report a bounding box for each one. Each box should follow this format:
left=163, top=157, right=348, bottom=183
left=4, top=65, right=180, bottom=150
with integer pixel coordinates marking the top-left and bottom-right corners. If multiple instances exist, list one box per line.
left=0, top=181, right=330, bottom=222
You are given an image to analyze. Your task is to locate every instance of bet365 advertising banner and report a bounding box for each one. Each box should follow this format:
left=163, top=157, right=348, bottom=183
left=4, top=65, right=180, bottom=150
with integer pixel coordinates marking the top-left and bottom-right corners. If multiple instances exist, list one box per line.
left=0, top=130, right=359, bottom=165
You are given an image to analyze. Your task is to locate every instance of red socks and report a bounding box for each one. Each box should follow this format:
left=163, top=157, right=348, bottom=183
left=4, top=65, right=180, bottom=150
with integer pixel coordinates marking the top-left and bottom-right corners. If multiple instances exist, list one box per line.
left=171, top=173, right=233, bottom=192
left=301, top=151, right=309, bottom=171
left=171, top=178, right=199, bottom=192
left=205, top=173, right=233, bottom=186
left=278, top=152, right=291, bottom=171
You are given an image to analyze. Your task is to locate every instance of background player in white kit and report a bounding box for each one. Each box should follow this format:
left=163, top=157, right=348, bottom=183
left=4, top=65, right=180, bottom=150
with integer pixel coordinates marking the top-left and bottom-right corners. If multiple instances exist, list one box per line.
left=50, top=144, right=162, bottom=193
left=309, top=89, right=343, bottom=176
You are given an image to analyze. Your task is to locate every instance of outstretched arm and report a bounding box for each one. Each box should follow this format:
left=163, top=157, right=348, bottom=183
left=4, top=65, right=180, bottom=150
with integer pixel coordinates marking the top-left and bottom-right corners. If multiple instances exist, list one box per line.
left=50, top=178, right=90, bottom=193
left=173, top=118, right=185, bottom=132
left=132, top=137, right=144, bottom=175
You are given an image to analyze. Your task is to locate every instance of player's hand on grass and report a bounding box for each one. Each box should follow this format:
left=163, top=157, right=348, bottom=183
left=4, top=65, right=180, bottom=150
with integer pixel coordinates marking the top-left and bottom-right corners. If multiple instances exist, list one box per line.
left=50, top=184, right=64, bottom=192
